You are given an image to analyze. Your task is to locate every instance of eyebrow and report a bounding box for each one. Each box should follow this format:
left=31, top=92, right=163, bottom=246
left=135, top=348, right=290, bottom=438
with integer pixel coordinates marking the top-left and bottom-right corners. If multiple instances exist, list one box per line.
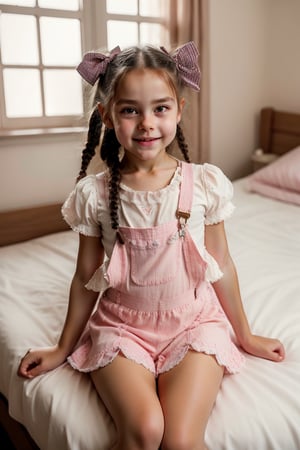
left=115, top=97, right=176, bottom=106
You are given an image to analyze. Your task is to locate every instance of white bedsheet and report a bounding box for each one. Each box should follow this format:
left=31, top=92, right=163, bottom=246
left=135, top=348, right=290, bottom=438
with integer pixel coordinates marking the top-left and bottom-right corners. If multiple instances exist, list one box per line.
left=0, top=177, right=300, bottom=450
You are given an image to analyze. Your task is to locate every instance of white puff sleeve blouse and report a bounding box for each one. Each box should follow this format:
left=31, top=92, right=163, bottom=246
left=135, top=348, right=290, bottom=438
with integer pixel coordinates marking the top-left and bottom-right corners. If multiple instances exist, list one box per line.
left=62, top=162, right=235, bottom=287
left=62, top=176, right=102, bottom=237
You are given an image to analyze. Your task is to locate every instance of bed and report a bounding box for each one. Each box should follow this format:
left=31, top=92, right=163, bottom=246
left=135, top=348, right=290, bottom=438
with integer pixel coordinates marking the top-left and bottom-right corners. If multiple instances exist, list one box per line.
left=0, top=107, right=300, bottom=450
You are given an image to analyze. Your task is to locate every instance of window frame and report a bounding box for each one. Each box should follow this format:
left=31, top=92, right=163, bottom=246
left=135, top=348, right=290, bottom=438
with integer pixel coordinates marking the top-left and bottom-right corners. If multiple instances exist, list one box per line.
left=0, top=0, right=168, bottom=134
left=0, top=2, right=86, bottom=131
left=94, top=1, right=168, bottom=49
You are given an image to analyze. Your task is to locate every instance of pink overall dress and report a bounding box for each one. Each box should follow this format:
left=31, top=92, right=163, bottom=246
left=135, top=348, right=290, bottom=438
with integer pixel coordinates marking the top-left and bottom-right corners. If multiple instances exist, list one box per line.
left=68, top=162, right=245, bottom=375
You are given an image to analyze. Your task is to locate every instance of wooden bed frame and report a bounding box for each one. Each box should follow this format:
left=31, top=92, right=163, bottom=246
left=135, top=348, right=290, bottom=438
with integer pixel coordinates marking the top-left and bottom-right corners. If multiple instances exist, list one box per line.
left=1, top=108, right=299, bottom=249
left=0, top=107, right=300, bottom=449
left=259, top=107, right=300, bottom=155
left=0, top=203, right=69, bottom=247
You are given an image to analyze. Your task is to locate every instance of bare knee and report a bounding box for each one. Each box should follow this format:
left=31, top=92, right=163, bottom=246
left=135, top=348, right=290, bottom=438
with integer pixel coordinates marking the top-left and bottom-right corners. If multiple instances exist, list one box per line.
left=116, top=409, right=164, bottom=450
left=161, top=440, right=206, bottom=450
left=161, top=428, right=206, bottom=450
left=91, top=357, right=165, bottom=449
left=132, top=412, right=164, bottom=448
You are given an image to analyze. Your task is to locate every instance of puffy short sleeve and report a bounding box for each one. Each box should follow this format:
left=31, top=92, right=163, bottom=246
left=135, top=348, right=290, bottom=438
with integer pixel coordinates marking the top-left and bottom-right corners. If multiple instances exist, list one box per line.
left=203, top=163, right=235, bottom=225
left=61, top=175, right=101, bottom=237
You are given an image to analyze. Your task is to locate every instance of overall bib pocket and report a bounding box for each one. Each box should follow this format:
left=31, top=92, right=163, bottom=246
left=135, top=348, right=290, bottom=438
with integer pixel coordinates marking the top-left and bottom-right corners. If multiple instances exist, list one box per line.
left=129, top=233, right=182, bottom=286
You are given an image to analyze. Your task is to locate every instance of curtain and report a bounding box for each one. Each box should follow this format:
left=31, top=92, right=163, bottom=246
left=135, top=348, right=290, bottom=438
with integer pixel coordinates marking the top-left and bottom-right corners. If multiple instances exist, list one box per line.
left=165, top=0, right=209, bottom=163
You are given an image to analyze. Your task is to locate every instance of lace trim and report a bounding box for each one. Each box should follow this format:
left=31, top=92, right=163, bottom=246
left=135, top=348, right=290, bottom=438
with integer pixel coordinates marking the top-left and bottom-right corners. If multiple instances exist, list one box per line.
left=204, top=202, right=235, bottom=226
left=118, top=167, right=182, bottom=204
left=157, top=343, right=245, bottom=376
left=68, top=329, right=246, bottom=377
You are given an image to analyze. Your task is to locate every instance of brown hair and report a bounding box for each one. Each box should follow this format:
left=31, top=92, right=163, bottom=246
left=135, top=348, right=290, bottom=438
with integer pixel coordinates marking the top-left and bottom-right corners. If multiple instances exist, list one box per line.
left=77, top=45, right=191, bottom=231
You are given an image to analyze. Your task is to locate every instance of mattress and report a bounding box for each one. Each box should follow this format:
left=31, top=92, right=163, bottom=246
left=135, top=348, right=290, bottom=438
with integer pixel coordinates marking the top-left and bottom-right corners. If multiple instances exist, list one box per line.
left=0, top=177, right=300, bottom=450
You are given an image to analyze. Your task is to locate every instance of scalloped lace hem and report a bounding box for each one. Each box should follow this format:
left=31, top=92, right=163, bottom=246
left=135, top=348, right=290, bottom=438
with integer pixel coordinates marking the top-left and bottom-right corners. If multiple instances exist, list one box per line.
left=68, top=346, right=155, bottom=374
left=157, top=343, right=245, bottom=376
left=68, top=343, right=245, bottom=377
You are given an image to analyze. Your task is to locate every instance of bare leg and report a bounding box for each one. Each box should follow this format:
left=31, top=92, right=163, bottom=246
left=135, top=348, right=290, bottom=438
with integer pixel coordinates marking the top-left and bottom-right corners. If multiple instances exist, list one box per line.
left=91, top=355, right=164, bottom=450
left=158, top=351, right=224, bottom=450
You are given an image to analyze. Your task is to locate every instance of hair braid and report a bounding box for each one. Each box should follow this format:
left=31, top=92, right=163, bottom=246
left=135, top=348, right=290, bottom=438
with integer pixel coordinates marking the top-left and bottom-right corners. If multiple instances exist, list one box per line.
left=76, top=107, right=102, bottom=182
left=100, top=128, right=121, bottom=231
left=77, top=45, right=198, bottom=232
left=176, top=124, right=191, bottom=163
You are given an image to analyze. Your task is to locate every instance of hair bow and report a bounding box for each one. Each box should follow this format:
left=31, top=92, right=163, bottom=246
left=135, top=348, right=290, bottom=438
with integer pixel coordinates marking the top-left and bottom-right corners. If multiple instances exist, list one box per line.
left=77, top=46, right=121, bottom=85
left=160, top=41, right=201, bottom=91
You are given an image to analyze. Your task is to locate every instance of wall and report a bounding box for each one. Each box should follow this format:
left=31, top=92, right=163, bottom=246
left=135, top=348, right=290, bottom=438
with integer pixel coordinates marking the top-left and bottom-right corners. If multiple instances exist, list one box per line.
left=1, top=0, right=300, bottom=211
left=266, top=0, right=300, bottom=113
left=0, top=132, right=82, bottom=211
left=208, top=0, right=300, bottom=179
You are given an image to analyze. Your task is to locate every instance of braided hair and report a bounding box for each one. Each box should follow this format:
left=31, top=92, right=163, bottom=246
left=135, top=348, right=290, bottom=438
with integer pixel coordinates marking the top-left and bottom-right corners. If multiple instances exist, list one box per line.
left=176, top=124, right=190, bottom=163
left=100, top=128, right=121, bottom=230
left=77, top=45, right=193, bottom=233
left=77, top=107, right=102, bottom=182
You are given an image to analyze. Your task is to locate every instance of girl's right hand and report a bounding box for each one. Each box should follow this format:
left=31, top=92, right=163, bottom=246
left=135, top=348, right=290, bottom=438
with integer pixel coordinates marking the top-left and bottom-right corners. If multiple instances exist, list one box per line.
left=17, top=345, right=67, bottom=379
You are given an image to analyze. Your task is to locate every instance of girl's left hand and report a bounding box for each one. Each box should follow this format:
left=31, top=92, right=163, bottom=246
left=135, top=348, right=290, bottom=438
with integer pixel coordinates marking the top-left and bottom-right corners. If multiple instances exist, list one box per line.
left=241, top=334, right=285, bottom=362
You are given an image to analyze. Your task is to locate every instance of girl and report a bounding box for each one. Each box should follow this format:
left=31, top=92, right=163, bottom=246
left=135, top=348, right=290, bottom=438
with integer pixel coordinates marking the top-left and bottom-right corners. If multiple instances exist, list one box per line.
left=18, top=42, right=285, bottom=450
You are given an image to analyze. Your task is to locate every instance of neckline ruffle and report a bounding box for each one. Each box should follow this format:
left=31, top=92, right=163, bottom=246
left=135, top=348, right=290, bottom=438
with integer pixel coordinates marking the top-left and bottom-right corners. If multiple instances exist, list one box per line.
left=119, top=166, right=182, bottom=203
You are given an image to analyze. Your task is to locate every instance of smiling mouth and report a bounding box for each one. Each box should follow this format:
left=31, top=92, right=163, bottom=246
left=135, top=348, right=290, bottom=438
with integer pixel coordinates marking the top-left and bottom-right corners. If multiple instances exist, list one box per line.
left=134, top=137, right=160, bottom=142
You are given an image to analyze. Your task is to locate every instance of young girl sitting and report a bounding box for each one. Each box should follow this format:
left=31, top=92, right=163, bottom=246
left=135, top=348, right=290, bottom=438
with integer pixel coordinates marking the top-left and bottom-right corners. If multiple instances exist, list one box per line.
left=18, top=41, right=285, bottom=450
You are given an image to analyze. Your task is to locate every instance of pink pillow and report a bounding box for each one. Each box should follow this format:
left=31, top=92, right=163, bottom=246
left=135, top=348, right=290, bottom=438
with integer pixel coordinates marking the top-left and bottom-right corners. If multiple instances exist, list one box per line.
left=248, top=146, right=300, bottom=205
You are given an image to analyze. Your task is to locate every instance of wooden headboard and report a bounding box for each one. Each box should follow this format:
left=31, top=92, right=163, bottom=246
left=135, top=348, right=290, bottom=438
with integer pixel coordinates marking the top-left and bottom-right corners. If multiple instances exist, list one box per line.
left=259, top=107, right=300, bottom=155
left=1, top=107, right=300, bottom=246
left=0, top=203, right=69, bottom=246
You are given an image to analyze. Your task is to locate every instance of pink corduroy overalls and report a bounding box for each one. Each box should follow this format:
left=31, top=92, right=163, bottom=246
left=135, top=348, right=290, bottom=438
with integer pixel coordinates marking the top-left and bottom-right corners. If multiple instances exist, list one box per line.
left=68, top=162, right=245, bottom=375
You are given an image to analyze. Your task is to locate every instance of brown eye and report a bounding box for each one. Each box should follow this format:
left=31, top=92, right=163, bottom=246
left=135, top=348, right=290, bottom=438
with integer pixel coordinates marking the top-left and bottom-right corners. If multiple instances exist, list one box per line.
left=120, top=107, right=138, bottom=115
left=155, top=105, right=168, bottom=113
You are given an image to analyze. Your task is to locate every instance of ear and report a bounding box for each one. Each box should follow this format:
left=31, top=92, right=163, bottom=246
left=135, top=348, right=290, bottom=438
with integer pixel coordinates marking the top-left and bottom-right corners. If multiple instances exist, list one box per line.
left=177, top=97, right=185, bottom=124
left=97, top=103, right=114, bottom=129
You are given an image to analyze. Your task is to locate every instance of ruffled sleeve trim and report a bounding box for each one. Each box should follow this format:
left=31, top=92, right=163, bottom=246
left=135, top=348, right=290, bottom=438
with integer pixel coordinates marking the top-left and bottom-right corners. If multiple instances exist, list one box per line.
left=61, top=175, right=101, bottom=237
left=204, top=202, right=235, bottom=226
left=201, top=163, right=235, bottom=225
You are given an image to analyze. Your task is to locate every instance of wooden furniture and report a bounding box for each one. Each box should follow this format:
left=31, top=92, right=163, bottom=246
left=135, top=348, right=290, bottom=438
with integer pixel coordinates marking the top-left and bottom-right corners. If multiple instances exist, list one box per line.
left=251, top=107, right=300, bottom=171
left=0, top=107, right=300, bottom=450
left=259, top=107, right=300, bottom=155
left=0, top=204, right=69, bottom=247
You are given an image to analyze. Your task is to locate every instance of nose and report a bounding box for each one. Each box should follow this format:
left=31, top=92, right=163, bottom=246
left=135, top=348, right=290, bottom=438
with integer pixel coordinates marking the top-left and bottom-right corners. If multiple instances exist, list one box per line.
left=138, top=113, right=154, bottom=131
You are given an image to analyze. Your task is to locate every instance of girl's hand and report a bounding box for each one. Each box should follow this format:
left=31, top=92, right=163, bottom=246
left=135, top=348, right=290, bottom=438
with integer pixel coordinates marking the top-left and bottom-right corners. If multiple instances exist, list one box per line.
left=241, top=334, right=285, bottom=362
left=17, top=345, right=67, bottom=379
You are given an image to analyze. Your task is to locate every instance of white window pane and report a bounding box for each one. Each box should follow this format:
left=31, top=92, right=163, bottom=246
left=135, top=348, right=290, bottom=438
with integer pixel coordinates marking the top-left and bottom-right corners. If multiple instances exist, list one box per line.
left=0, top=0, right=35, bottom=5
left=140, top=23, right=163, bottom=46
left=40, top=17, right=82, bottom=66
left=107, top=21, right=138, bottom=49
left=139, top=0, right=161, bottom=17
left=43, top=70, right=83, bottom=116
left=1, top=14, right=39, bottom=65
left=3, top=69, right=42, bottom=118
left=106, top=0, right=137, bottom=15
left=38, top=0, right=79, bottom=10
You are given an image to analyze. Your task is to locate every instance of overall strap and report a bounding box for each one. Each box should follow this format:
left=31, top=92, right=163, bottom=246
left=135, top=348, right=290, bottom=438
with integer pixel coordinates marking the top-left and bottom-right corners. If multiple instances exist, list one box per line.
left=176, top=161, right=194, bottom=221
left=176, top=162, right=193, bottom=237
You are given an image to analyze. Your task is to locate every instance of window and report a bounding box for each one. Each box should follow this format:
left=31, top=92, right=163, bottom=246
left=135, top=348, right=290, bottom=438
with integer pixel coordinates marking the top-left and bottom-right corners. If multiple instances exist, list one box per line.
left=0, top=0, right=168, bottom=133
left=0, top=0, right=84, bottom=130
left=103, top=0, right=167, bottom=49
